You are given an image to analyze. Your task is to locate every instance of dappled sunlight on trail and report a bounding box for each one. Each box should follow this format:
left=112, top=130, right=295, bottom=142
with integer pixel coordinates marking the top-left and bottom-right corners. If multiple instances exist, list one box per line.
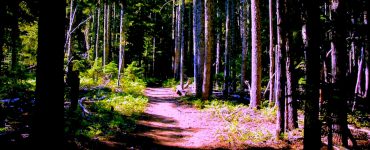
left=136, top=88, right=224, bottom=149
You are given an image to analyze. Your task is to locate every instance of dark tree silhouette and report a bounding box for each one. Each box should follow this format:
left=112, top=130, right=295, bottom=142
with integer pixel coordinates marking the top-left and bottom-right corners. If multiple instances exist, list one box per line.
left=301, top=0, right=321, bottom=149
left=32, top=0, right=66, bottom=148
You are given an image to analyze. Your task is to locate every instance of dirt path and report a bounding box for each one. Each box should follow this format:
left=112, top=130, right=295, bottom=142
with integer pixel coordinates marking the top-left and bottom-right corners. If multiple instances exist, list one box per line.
left=131, top=87, right=226, bottom=149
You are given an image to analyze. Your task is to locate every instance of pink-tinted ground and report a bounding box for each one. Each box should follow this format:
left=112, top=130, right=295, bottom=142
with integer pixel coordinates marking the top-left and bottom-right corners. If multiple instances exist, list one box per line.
left=125, top=88, right=301, bottom=149
left=136, top=88, right=226, bottom=149
left=96, top=87, right=369, bottom=150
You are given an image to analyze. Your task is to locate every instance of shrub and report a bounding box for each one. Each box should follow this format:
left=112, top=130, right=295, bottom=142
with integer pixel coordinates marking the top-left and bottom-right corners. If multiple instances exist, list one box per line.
left=103, top=61, right=118, bottom=78
left=163, top=78, right=178, bottom=88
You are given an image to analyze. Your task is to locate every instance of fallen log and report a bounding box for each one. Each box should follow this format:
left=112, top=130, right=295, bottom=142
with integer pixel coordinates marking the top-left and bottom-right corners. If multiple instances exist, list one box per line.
left=0, top=98, right=20, bottom=104
left=78, top=97, right=90, bottom=116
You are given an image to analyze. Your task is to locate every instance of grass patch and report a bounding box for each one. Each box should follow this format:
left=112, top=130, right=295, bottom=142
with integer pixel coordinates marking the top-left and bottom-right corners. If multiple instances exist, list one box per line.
left=162, top=78, right=178, bottom=89
left=348, top=111, right=370, bottom=128
left=65, top=61, right=149, bottom=147
left=179, top=96, right=283, bottom=147
left=66, top=91, right=149, bottom=141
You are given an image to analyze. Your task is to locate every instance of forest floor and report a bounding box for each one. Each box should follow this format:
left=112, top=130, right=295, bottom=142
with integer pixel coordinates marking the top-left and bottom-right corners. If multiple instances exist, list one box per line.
left=95, top=87, right=370, bottom=150
left=1, top=87, right=369, bottom=149
left=96, top=87, right=303, bottom=149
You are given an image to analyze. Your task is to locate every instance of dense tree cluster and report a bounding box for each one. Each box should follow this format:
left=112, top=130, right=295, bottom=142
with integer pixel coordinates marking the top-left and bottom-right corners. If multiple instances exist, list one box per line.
left=0, top=0, right=369, bottom=149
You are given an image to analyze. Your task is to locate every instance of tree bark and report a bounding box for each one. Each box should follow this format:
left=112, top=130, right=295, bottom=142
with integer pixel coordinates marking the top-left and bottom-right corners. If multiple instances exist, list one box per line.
left=223, top=0, right=231, bottom=97
left=103, top=1, right=107, bottom=67
left=364, top=1, right=370, bottom=104
left=180, top=0, right=185, bottom=89
left=250, top=0, right=262, bottom=108
left=0, top=3, right=5, bottom=128
left=269, top=0, right=275, bottom=105
left=33, top=0, right=65, bottom=147
left=95, top=0, right=101, bottom=60
left=230, top=0, right=237, bottom=93
left=275, top=0, right=286, bottom=139
left=240, top=0, right=249, bottom=98
left=330, top=0, right=352, bottom=147
left=107, top=3, right=111, bottom=63
left=202, top=0, right=215, bottom=100
left=215, top=0, right=221, bottom=90
left=66, top=0, right=75, bottom=62
left=0, top=1, right=4, bottom=74
left=174, top=1, right=181, bottom=79
left=285, top=33, right=298, bottom=130
left=118, top=1, right=125, bottom=86
left=302, top=0, right=321, bottom=149
left=10, top=2, right=20, bottom=70
left=193, top=0, right=204, bottom=97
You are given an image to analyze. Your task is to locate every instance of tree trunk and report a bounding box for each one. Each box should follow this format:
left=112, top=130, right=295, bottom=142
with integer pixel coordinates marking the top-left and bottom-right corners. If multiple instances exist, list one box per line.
left=330, top=0, right=351, bottom=147
left=33, top=0, right=65, bottom=147
left=240, top=0, right=249, bottom=98
left=10, top=2, right=20, bottom=70
left=95, top=0, right=101, bottom=60
left=354, top=49, right=363, bottom=97
left=285, top=33, right=298, bottom=130
left=84, top=21, right=90, bottom=59
left=202, top=0, right=215, bottom=100
left=174, top=1, right=181, bottom=79
left=118, top=1, right=125, bottom=86
left=215, top=0, right=221, bottom=90
left=230, top=0, right=237, bottom=93
left=0, top=2, right=3, bottom=122
left=302, top=0, right=321, bottom=148
left=89, top=14, right=95, bottom=60
left=0, top=2, right=4, bottom=74
left=103, top=1, right=107, bottom=67
left=107, top=3, right=111, bottom=63
left=180, top=0, right=185, bottom=89
left=365, top=1, right=370, bottom=106
left=250, top=0, right=262, bottom=108
left=275, top=0, right=286, bottom=139
left=66, top=0, right=75, bottom=62
left=193, top=0, right=204, bottom=97
left=223, top=0, right=231, bottom=97
left=269, top=0, right=275, bottom=105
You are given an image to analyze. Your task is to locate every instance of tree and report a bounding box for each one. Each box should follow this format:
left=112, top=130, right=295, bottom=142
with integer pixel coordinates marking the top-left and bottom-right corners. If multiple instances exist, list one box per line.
left=240, top=0, right=249, bottom=98
left=366, top=0, right=370, bottom=106
left=285, top=0, right=298, bottom=130
left=0, top=0, right=4, bottom=74
left=268, top=0, right=275, bottom=105
left=180, top=0, right=185, bottom=89
left=250, top=0, right=261, bottom=108
left=95, top=0, right=101, bottom=60
left=174, top=0, right=180, bottom=79
left=32, top=0, right=65, bottom=147
left=275, top=0, right=286, bottom=139
left=301, top=0, right=321, bottom=148
left=118, top=0, right=125, bottom=86
left=229, top=0, right=237, bottom=92
left=10, top=1, right=21, bottom=70
left=103, top=0, right=107, bottom=67
left=223, top=0, right=231, bottom=97
left=329, top=0, right=356, bottom=147
left=193, top=0, right=204, bottom=97
left=202, top=0, right=215, bottom=100
left=0, top=1, right=4, bottom=126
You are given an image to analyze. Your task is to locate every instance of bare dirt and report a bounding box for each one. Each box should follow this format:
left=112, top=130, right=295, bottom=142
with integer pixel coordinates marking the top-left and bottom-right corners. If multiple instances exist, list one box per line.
left=94, top=87, right=369, bottom=150
left=133, top=87, right=227, bottom=149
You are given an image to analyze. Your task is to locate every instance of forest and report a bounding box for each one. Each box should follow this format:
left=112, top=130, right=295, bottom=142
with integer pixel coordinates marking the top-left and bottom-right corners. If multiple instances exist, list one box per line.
left=0, top=0, right=369, bottom=149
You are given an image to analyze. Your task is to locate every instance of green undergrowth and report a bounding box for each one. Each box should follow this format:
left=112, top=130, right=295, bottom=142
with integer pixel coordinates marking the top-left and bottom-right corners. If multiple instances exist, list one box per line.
left=162, top=78, right=178, bottom=89
left=348, top=111, right=370, bottom=128
left=65, top=93, right=148, bottom=140
left=65, top=61, right=149, bottom=145
left=179, top=96, right=284, bottom=147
